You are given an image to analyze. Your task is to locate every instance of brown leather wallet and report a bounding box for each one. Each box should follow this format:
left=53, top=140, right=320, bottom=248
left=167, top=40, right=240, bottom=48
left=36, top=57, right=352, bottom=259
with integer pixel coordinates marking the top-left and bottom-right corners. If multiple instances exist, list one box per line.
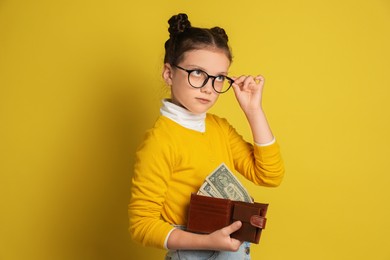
left=186, top=193, right=268, bottom=244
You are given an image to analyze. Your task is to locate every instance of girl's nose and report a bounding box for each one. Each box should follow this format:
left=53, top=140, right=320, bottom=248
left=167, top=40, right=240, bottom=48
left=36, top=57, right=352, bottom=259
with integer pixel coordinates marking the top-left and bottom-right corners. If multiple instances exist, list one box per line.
left=200, top=78, right=213, bottom=94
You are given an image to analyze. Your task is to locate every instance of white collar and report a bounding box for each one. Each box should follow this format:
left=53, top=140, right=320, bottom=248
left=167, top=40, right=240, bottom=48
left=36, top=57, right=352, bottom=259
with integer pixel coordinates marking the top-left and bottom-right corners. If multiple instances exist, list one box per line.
left=160, top=99, right=206, bottom=133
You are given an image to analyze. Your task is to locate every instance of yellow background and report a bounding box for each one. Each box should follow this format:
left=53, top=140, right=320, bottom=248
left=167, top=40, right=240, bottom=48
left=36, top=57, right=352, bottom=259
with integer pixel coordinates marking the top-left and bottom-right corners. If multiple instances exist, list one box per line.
left=1, top=0, right=389, bottom=259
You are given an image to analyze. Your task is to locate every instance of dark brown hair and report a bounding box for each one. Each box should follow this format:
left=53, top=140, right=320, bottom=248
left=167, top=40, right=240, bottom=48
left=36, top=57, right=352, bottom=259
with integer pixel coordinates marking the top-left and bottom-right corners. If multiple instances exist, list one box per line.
left=164, top=13, right=232, bottom=65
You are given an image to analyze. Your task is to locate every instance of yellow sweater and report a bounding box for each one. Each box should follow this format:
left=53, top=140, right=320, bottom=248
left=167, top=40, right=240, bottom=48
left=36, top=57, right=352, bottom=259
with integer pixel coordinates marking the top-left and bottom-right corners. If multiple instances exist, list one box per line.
left=128, top=114, right=284, bottom=249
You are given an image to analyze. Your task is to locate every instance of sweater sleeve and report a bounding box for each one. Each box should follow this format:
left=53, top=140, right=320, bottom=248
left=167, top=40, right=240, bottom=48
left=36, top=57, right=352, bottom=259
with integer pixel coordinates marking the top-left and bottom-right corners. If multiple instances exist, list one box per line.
left=128, top=130, right=175, bottom=249
left=224, top=118, right=285, bottom=187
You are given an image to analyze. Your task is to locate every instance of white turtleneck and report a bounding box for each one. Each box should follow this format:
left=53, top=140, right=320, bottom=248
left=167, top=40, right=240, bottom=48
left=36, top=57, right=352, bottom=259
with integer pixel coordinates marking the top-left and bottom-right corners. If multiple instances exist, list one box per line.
left=160, top=99, right=206, bottom=133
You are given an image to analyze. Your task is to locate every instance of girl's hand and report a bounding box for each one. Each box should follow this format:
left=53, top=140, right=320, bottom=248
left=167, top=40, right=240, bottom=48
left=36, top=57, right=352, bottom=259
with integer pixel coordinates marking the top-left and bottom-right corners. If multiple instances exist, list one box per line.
left=166, top=221, right=243, bottom=251
left=206, top=221, right=243, bottom=251
left=231, top=75, right=265, bottom=114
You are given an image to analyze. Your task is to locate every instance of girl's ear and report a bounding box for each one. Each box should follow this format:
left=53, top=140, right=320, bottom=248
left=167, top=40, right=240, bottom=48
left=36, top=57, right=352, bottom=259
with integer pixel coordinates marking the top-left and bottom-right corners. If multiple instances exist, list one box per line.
left=162, top=63, right=173, bottom=85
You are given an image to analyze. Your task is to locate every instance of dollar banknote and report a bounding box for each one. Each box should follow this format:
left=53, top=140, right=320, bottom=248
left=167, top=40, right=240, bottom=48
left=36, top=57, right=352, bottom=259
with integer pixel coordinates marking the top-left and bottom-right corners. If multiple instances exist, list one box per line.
left=198, top=181, right=223, bottom=198
left=198, top=163, right=253, bottom=203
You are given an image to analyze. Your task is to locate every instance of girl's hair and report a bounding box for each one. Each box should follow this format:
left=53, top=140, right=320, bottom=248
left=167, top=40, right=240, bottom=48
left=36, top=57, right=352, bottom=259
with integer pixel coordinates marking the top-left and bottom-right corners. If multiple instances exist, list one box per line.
left=164, top=13, right=232, bottom=65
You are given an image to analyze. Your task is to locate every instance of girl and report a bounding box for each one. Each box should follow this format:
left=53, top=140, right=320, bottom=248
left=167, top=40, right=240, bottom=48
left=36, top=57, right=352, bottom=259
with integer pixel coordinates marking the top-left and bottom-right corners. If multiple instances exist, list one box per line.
left=128, top=13, right=284, bottom=259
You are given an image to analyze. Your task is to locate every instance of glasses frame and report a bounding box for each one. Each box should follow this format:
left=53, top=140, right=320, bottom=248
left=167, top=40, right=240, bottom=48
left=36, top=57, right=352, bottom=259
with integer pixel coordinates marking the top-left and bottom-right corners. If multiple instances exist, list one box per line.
left=173, top=65, right=234, bottom=94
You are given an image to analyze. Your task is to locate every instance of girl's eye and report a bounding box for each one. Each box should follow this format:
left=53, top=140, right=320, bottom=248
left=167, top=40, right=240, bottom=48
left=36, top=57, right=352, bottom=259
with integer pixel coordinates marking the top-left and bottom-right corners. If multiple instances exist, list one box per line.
left=215, top=75, right=226, bottom=82
left=191, top=70, right=204, bottom=77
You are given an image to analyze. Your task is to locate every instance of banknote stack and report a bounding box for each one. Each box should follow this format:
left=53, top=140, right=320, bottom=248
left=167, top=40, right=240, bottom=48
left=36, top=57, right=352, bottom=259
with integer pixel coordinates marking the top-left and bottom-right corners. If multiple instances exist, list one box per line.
left=197, top=163, right=253, bottom=203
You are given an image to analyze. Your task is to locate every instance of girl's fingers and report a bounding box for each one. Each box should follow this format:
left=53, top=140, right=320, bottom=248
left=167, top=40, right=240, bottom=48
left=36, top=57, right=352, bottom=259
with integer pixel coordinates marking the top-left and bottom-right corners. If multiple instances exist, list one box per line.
left=255, top=75, right=264, bottom=83
left=232, top=75, right=247, bottom=85
left=223, top=221, right=242, bottom=235
left=240, top=76, right=258, bottom=91
left=243, top=76, right=255, bottom=85
left=232, top=76, right=252, bottom=88
left=232, top=75, right=264, bottom=90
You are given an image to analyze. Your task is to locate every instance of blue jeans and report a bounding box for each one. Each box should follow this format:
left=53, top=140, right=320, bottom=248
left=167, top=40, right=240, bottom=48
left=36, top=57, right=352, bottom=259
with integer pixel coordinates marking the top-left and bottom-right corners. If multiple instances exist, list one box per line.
left=165, top=241, right=251, bottom=260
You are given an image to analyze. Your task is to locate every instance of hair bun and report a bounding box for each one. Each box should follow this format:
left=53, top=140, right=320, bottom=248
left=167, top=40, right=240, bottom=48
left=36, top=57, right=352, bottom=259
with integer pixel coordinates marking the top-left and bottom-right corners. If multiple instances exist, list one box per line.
left=211, top=27, right=229, bottom=42
left=168, top=13, right=191, bottom=38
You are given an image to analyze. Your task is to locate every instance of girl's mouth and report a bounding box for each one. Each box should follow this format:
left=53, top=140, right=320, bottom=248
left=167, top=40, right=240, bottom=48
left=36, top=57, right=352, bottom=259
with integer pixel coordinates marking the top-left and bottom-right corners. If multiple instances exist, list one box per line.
left=196, top=97, right=210, bottom=104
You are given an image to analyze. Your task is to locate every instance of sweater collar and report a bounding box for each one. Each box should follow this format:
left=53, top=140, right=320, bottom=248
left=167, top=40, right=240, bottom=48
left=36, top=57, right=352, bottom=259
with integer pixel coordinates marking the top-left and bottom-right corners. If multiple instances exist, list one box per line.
left=160, top=99, right=206, bottom=133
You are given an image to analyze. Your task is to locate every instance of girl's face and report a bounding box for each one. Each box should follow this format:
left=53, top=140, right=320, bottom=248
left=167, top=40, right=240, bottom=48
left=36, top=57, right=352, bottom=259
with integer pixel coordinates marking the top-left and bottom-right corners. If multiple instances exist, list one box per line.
left=163, top=48, right=231, bottom=114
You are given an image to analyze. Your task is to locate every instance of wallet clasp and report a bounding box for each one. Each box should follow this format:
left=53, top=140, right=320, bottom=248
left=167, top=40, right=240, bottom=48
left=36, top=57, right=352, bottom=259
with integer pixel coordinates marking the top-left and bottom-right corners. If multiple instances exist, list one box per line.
left=250, top=215, right=267, bottom=229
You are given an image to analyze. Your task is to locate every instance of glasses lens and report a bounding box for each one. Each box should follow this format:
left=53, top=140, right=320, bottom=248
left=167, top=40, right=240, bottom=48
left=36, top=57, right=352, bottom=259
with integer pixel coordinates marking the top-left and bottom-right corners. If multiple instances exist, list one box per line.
left=188, top=70, right=208, bottom=88
left=213, top=76, right=232, bottom=93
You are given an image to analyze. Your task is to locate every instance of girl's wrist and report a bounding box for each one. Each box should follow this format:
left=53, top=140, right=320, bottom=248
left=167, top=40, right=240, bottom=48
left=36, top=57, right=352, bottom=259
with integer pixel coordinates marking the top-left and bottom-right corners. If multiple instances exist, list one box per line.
left=244, top=107, right=264, bottom=120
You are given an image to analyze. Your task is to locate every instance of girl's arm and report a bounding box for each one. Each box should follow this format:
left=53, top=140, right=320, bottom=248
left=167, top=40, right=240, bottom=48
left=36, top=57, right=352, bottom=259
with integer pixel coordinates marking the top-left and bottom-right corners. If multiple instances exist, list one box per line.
left=231, top=75, right=274, bottom=145
left=167, top=221, right=243, bottom=251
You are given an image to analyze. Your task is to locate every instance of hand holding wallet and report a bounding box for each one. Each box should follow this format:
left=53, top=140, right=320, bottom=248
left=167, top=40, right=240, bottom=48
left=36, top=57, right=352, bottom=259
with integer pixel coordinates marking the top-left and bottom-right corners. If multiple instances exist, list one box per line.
left=186, top=193, right=268, bottom=244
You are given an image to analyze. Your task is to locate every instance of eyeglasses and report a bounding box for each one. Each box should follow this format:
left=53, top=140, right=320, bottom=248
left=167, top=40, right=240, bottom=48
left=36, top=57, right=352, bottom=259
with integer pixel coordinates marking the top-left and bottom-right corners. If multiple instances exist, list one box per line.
left=173, top=65, right=234, bottom=94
